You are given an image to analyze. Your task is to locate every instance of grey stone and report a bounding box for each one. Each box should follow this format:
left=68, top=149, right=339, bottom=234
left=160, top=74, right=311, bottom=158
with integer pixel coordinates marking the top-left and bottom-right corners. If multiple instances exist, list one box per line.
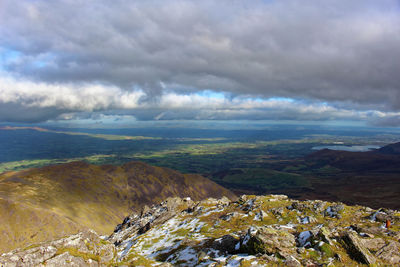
left=375, top=241, right=400, bottom=265
left=211, top=235, right=240, bottom=254
left=240, top=226, right=296, bottom=257
left=341, top=231, right=376, bottom=265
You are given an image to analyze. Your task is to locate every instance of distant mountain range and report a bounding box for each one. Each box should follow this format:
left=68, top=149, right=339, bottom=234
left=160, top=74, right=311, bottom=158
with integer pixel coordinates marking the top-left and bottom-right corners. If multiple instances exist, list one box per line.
left=289, top=142, right=400, bottom=209
left=0, top=161, right=234, bottom=253
left=375, top=141, right=400, bottom=155
left=307, top=142, right=400, bottom=172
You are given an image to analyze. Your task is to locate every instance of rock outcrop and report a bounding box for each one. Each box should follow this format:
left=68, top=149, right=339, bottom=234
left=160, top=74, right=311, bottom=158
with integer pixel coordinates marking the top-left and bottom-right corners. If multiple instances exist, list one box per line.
left=1, top=194, right=400, bottom=266
left=0, top=230, right=116, bottom=267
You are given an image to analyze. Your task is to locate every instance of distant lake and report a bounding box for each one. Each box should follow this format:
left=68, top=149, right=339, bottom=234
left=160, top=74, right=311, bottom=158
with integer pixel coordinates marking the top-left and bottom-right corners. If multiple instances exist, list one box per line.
left=312, top=145, right=381, bottom=152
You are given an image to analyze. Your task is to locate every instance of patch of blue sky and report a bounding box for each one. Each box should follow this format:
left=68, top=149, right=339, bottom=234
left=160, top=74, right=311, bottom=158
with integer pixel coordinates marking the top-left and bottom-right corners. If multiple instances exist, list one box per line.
left=31, top=60, right=47, bottom=68
left=195, top=90, right=226, bottom=99
left=33, top=52, right=57, bottom=68
left=266, top=97, right=295, bottom=102
left=0, top=48, right=21, bottom=61
left=0, top=47, right=22, bottom=70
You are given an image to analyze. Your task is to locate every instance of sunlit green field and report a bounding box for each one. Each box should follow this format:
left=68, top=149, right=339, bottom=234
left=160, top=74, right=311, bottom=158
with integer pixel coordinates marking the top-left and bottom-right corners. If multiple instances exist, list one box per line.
left=1, top=125, right=399, bottom=197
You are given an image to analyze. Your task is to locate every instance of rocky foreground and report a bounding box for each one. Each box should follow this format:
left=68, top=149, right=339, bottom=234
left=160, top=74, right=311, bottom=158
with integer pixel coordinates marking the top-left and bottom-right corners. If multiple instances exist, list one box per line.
left=1, top=195, right=400, bottom=266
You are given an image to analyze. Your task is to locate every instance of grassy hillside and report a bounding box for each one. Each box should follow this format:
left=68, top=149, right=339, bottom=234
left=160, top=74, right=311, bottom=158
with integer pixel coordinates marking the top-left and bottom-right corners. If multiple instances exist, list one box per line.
left=0, top=161, right=235, bottom=253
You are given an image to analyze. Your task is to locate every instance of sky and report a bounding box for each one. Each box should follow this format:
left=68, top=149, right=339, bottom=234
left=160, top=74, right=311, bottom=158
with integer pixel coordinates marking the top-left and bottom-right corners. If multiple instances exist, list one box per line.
left=0, top=0, right=400, bottom=127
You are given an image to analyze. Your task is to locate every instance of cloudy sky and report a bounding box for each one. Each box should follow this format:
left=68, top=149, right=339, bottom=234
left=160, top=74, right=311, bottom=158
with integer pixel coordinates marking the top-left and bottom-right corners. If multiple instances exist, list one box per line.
left=1, top=0, right=400, bottom=126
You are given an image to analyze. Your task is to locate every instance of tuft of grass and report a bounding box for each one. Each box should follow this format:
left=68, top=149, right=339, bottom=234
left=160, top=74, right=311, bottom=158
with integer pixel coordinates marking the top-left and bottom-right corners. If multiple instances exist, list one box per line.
left=55, top=247, right=101, bottom=263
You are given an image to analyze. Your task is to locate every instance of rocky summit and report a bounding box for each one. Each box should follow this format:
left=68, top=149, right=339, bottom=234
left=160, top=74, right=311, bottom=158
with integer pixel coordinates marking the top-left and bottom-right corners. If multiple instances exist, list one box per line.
left=1, top=195, right=400, bottom=266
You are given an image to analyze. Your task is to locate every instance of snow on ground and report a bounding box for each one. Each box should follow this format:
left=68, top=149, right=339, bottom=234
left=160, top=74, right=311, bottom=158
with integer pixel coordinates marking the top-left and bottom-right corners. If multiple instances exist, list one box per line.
left=118, top=203, right=268, bottom=266
left=200, top=207, right=225, bottom=217
left=226, top=255, right=257, bottom=267
left=118, top=214, right=208, bottom=263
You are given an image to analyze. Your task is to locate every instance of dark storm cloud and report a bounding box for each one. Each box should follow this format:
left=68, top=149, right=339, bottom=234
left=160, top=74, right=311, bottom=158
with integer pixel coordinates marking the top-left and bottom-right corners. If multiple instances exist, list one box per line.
left=0, top=102, right=66, bottom=123
left=0, top=0, right=400, bottom=123
left=371, top=115, right=400, bottom=127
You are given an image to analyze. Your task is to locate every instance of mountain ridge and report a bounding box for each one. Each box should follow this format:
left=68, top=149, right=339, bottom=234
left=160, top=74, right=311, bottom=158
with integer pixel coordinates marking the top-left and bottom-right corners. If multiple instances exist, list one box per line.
left=0, top=161, right=235, bottom=253
left=1, top=194, right=399, bottom=266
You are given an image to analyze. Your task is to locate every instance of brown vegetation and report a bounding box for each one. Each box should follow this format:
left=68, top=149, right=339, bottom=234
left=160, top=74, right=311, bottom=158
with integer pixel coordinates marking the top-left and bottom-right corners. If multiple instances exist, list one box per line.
left=0, top=161, right=234, bottom=253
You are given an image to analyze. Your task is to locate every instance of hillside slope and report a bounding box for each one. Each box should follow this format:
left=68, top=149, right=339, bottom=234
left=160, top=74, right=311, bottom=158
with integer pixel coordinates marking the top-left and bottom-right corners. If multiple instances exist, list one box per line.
left=0, top=161, right=235, bottom=253
left=375, top=141, right=400, bottom=155
left=292, top=142, right=400, bottom=209
left=1, top=195, right=399, bottom=266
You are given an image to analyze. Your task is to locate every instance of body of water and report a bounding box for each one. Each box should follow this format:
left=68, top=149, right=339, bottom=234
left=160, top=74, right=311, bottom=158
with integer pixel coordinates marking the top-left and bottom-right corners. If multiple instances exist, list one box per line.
left=312, top=145, right=381, bottom=152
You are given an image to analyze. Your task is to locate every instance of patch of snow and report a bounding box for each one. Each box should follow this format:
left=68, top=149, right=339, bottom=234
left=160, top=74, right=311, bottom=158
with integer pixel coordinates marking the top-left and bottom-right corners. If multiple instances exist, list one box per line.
left=122, top=215, right=208, bottom=261
left=167, top=247, right=198, bottom=265
left=213, top=256, right=227, bottom=263
left=242, top=228, right=257, bottom=246
left=249, top=227, right=257, bottom=235
left=247, top=198, right=255, bottom=207
left=326, top=207, right=334, bottom=217
left=299, top=216, right=310, bottom=224
left=226, top=255, right=256, bottom=267
left=235, top=242, right=241, bottom=251
left=279, top=223, right=297, bottom=229
left=242, top=234, right=250, bottom=246
left=226, top=258, right=241, bottom=267
left=201, top=207, right=225, bottom=217
left=253, top=210, right=266, bottom=221
left=370, top=211, right=378, bottom=221
left=119, top=238, right=137, bottom=259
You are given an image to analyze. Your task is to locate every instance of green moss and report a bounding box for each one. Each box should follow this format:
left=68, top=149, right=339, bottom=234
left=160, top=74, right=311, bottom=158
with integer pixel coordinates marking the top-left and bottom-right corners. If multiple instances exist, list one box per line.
left=320, top=243, right=335, bottom=258
left=171, top=228, right=191, bottom=237
left=55, top=247, right=101, bottom=263
left=23, top=243, right=40, bottom=251
left=99, top=239, right=109, bottom=245
left=307, top=249, right=321, bottom=260
left=199, top=225, right=211, bottom=234
left=119, top=251, right=156, bottom=266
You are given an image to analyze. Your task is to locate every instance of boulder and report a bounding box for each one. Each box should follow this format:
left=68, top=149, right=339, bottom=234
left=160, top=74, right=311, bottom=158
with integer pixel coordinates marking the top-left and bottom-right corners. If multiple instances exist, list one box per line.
left=45, top=252, right=97, bottom=267
left=109, top=197, right=195, bottom=245
left=242, top=198, right=257, bottom=211
left=270, top=207, right=285, bottom=216
left=219, top=212, right=238, bottom=221
left=254, top=210, right=268, bottom=221
left=325, top=204, right=344, bottom=218
left=288, top=201, right=309, bottom=212
left=341, top=231, right=376, bottom=265
left=0, top=230, right=116, bottom=266
left=298, top=216, right=317, bottom=224
left=297, top=231, right=314, bottom=247
left=317, top=227, right=333, bottom=245
left=375, top=241, right=400, bottom=264
left=211, top=235, right=240, bottom=254
left=240, top=226, right=296, bottom=257
left=361, top=238, right=386, bottom=252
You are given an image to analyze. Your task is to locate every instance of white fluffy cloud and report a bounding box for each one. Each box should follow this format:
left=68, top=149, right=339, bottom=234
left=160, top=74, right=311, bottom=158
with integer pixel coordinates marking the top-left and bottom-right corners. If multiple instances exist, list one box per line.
left=0, top=0, right=400, bottom=124
left=1, top=74, right=399, bottom=124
